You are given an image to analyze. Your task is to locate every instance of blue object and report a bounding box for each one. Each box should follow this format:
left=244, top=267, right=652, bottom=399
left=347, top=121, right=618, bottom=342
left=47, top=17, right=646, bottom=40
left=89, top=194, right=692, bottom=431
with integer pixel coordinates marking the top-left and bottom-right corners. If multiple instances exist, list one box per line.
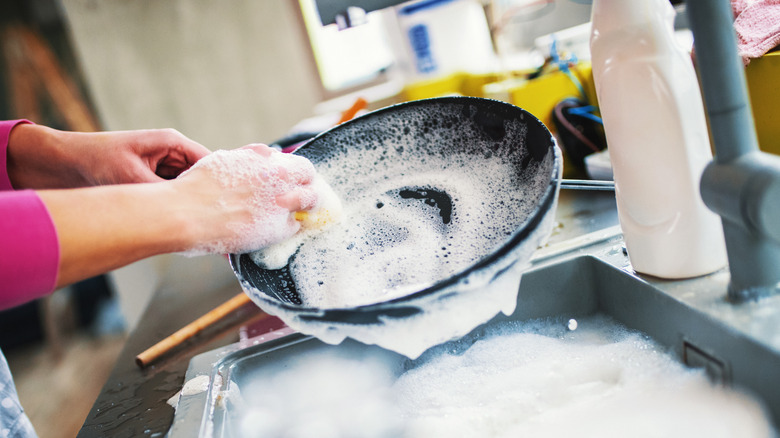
left=398, top=0, right=456, bottom=16
left=408, top=24, right=437, bottom=74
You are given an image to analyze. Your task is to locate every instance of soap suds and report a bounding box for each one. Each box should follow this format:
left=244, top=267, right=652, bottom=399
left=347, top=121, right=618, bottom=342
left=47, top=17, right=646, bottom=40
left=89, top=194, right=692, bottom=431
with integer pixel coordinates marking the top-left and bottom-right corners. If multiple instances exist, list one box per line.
left=181, top=374, right=210, bottom=396
left=178, top=148, right=318, bottom=256
left=169, top=374, right=212, bottom=409
left=232, top=316, right=775, bottom=438
left=237, top=352, right=403, bottom=438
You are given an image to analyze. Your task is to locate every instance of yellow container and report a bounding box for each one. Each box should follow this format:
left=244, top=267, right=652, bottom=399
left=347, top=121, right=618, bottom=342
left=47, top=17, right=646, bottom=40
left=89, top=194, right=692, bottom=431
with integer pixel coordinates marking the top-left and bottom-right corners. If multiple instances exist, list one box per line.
left=745, top=51, right=780, bottom=156
left=401, top=64, right=596, bottom=131
left=401, top=72, right=502, bottom=101
left=505, top=63, right=597, bottom=131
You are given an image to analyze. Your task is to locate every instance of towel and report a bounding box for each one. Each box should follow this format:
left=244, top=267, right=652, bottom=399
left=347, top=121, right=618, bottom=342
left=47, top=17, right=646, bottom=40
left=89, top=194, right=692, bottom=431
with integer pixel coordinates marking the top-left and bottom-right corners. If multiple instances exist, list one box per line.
left=732, top=0, right=780, bottom=64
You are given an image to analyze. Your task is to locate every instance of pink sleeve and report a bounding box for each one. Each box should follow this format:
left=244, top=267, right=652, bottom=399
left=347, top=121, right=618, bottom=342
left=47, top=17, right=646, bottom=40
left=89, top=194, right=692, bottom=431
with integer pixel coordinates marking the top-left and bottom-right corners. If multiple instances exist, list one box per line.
left=1, top=120, right=60, bottom=310
left=0, top=119, right=31, bottom=191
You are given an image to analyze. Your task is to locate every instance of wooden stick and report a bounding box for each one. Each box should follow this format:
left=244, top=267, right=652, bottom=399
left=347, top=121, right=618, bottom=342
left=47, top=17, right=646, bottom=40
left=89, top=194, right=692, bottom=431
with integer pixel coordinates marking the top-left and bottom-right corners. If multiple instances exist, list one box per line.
left=135, top=292, right=253, bottom=368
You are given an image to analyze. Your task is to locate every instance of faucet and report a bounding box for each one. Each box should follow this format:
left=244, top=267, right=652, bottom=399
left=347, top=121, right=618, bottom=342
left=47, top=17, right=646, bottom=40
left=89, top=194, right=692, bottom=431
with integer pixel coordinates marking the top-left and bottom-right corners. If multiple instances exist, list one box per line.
left=686, top=0, right=780, bottom=301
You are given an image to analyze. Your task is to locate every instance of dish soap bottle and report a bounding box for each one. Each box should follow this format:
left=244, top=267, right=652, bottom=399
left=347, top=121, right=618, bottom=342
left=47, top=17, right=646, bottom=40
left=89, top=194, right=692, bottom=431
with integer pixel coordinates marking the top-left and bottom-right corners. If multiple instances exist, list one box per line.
left=590, top=0, right=727, bottom=278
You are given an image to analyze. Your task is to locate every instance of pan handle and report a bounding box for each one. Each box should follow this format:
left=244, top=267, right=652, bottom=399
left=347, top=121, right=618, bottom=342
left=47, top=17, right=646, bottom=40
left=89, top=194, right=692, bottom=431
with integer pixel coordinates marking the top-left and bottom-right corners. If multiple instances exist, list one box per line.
left=560, top=179, right=615, bottom=191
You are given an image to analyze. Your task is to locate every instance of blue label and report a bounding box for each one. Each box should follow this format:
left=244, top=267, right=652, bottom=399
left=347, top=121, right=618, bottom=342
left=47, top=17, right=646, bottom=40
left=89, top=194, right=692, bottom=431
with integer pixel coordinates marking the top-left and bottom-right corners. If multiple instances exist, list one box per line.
left=408, top=24, right=437, bottom=74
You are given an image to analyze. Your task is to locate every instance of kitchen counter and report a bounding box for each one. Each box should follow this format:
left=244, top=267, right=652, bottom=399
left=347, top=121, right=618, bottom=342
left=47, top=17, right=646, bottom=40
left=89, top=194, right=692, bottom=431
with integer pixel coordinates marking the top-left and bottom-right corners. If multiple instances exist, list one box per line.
left=76, top=278, right=265, bottom=437
left=78, top=188, right=619, bottom=437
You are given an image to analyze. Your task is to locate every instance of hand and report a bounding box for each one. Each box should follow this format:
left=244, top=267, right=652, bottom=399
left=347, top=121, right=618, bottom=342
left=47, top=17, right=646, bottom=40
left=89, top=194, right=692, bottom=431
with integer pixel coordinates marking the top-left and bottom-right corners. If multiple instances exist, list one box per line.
left=36, top=143, right=321, bottom=288
left=77, top=128, right=212, bottom=185
left=7, top=124, right=211, bottom=189
left=172, top=144, right=320, bottom=255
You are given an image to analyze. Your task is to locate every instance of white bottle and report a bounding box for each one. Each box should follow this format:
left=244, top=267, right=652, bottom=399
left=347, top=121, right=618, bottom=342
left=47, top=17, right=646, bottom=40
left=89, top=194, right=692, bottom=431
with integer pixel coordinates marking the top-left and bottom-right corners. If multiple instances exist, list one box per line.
left=590, top=0, right=727, bottom=278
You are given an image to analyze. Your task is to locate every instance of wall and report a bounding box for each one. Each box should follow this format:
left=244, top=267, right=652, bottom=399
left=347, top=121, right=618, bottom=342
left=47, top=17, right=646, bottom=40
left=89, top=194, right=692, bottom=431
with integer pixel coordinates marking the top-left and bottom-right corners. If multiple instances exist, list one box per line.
left=60, top=0, right=323, bottom=328
left=61, top=0, right=321, bottom=146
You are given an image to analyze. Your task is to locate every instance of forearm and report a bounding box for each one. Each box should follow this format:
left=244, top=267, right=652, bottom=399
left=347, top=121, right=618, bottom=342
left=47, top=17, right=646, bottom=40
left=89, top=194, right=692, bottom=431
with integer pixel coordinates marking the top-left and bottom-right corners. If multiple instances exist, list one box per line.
left=23, top=144, right=318, bottom=290
left=7, top=123, right=87, bottom=189
left=38, top=182, right=197, bottom=288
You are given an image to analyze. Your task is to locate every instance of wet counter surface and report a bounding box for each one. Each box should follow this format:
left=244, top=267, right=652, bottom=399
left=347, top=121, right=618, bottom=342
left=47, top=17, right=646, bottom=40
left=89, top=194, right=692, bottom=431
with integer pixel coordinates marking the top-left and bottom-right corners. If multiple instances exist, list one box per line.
left=76, top=280, right=262, bottom=438
left=77, top=189, right=619, bottom=437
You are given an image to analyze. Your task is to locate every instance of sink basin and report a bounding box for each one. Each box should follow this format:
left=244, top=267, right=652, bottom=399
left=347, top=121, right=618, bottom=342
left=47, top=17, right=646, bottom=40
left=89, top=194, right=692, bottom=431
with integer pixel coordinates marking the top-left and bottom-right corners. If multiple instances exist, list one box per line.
left=169, top=227, right=780, bottom=436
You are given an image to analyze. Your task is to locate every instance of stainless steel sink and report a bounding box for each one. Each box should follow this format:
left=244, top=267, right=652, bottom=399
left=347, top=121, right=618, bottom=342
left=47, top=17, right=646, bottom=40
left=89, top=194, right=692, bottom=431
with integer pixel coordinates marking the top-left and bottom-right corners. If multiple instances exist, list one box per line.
left=168, top=221, right=780, bottom=436
left=518, top=229, right=780, bottom=406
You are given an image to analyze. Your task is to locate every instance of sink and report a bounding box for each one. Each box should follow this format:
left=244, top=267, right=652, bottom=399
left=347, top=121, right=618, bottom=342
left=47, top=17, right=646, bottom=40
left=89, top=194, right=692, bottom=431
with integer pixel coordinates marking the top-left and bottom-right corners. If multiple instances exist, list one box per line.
left=169, top=226, right=780, bottom=436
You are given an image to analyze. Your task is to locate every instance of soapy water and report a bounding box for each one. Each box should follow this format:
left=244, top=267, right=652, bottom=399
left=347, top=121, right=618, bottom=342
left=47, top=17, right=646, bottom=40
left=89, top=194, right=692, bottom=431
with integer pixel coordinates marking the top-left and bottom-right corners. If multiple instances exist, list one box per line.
left=229, top=316, right=775, bottom=438
left=249, top=144, right=550, bottom=309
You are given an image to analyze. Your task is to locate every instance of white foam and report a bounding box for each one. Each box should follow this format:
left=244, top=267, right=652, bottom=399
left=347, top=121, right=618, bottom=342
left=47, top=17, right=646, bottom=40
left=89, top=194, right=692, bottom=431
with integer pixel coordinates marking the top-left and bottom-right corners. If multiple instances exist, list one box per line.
left=180, top=374, right=211, bottom=396
left=233, top=316, right=775, bottom=438
left=394, top=316, right=775, bottom=437
left=177, top=148, right=320, bottom=256
left=237, top=352, right=403, bottom=438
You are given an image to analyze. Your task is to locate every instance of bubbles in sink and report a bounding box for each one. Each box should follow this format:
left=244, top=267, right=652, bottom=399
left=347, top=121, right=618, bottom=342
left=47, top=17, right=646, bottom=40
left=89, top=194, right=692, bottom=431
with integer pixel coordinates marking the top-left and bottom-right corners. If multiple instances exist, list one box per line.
left=236, top=349, right=404, bottom=438
left=394, top=316, right=774, bottom=437
left=233, top=316, right=775, bottom=438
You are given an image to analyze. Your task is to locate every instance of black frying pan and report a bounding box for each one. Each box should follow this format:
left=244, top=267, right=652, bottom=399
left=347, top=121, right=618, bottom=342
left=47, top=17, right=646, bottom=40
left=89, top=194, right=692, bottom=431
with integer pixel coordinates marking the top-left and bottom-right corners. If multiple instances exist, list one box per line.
left=229, top=96, right=561, bottom=356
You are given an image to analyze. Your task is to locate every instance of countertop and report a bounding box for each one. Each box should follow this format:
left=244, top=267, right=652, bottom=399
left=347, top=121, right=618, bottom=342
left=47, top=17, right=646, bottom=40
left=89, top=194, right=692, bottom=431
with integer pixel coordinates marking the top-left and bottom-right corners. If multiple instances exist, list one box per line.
left=77, top=189, right=618, bottom=437
left=76, top=279, right=260, bottom=437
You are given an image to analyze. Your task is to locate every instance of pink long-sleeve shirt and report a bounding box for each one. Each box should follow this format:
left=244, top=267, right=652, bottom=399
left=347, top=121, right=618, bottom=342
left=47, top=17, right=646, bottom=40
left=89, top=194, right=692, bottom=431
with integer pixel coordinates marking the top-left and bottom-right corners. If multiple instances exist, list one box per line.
left=0, top=120, right=59, bottom=310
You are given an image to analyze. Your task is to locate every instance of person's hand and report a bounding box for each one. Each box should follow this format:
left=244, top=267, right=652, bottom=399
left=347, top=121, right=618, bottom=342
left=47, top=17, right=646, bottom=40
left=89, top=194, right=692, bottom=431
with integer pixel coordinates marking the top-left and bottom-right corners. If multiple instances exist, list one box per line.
left=33, top=143, right=322, bottom=288
left=77, top=128, right=212, bottom=185
left=171, top=144, right=320, bottom=255
left=7, top=124, right=211, bottom=189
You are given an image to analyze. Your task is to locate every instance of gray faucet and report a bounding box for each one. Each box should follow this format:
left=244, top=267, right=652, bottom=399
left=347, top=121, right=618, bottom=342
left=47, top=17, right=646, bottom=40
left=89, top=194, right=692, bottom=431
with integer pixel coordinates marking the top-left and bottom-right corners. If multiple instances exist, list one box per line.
left=686, top=0, right=780, bottom=301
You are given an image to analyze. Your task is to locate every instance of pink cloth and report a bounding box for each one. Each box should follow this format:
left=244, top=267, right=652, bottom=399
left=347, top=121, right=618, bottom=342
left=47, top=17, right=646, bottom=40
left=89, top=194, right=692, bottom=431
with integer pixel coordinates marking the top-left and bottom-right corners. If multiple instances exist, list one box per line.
left=733, top=0, right=780, bottom=64
left=0, top=120, right=59, bottom=310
